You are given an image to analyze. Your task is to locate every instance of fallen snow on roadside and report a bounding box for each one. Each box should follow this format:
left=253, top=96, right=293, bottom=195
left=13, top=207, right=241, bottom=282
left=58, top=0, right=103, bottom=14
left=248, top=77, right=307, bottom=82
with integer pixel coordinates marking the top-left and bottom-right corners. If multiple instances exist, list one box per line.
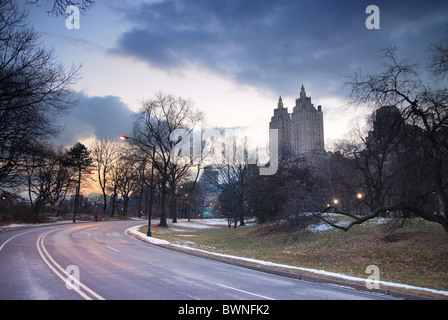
left=126, top=223, right=448, bottom=298
left=0, top=223, right=30, bottom=229
left=0, top=220, right=76, bottom=230
left=126, top=225, right=170, bottom=245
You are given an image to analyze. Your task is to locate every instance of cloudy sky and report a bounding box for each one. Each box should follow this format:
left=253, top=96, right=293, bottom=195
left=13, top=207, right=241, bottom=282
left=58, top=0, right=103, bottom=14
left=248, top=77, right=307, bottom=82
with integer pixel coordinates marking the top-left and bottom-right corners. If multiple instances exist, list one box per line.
left=23, top=0, right=448, bottom=148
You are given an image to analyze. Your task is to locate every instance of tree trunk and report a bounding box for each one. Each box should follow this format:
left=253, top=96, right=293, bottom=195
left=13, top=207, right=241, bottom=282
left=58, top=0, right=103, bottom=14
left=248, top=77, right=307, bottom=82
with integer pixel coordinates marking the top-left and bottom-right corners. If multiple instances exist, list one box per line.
left=123, top=197, right=129, bottom=216
left=102, top=193, right=107, bottom=216
left=171, top=191, right=177, bottom=223
left=159, top=184, right=168, bottom=227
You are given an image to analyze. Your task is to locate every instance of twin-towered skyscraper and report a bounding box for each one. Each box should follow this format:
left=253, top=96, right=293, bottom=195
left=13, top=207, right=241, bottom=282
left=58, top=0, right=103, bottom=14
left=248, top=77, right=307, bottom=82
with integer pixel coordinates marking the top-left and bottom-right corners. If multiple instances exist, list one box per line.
left=269, top=84, right=325, bottom=159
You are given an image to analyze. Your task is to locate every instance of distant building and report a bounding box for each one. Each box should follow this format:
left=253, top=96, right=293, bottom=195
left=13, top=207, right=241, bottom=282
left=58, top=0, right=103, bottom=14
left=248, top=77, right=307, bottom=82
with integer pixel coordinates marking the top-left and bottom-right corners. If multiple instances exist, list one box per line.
left=269, top=96, right=292, bottom=159
left=366, top=105, right=403, bottom=146
left=199, top=165, right=218, bottom=192
left=269, top=84, right=325, bottom=158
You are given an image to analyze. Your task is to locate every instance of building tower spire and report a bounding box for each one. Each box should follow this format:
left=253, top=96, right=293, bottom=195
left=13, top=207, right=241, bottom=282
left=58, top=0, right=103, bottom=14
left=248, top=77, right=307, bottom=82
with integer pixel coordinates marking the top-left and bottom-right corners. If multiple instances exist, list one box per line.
left=278, top=95, right=283, bottom=108
left=300, top=84, right=306, bottom=99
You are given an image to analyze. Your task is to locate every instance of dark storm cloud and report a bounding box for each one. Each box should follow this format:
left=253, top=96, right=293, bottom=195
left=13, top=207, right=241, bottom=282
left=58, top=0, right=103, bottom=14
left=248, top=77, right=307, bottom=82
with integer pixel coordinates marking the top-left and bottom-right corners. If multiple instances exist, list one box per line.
left=111, top=0, right=448, bottom=97
left=55, top=92, right=135, bottom=145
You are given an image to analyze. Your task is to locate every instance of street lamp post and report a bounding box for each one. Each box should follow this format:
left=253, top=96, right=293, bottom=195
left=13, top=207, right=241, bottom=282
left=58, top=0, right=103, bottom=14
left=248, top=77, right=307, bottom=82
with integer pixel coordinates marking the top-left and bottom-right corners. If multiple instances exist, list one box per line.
left=120, top=135, right=155, bottom=237
left=185, top=193, right=191, bottom=222
left=73, top=173, right=80, bottom=223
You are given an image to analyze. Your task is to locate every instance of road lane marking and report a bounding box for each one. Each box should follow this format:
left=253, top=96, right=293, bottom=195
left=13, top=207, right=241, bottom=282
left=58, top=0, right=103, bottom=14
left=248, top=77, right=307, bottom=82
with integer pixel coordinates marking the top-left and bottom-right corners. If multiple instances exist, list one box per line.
left=217, top=283, right=275, bottom=300
left=36, top=229, right=105, bottom=300
left=0, top=230, right=35, bottom=253
left=36, top=232, right=91, bottom=300
left=106, top=245, right=120, bottom=252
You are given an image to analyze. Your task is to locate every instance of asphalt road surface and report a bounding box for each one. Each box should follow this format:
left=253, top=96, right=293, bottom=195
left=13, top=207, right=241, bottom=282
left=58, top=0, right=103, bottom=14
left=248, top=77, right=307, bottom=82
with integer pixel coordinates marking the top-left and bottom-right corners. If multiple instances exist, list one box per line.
left=0, top=221, right=392, bottom=300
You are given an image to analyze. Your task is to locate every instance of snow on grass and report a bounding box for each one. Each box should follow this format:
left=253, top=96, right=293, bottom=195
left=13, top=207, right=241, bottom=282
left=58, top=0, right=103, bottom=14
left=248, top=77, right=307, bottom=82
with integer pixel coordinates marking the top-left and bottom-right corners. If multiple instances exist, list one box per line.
left=305, top=223, right=334, bottom=233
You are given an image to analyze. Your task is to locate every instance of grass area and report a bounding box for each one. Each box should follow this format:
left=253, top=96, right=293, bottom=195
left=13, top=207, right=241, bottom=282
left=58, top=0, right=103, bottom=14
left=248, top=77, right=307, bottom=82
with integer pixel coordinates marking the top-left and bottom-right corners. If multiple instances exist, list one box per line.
left=139, top=218, right=448, bottom=298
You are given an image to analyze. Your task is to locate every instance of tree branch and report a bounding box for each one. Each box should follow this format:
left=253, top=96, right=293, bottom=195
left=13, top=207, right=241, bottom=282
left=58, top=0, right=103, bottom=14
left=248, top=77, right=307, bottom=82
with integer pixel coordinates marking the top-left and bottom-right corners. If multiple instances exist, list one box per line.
left=314, top=204, right=448, bottom=233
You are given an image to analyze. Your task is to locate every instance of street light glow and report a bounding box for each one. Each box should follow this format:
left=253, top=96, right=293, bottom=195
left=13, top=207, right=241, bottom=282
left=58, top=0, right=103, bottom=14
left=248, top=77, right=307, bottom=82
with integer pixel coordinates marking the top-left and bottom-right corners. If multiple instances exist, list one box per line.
left=119, top=135, right=128, bottom=141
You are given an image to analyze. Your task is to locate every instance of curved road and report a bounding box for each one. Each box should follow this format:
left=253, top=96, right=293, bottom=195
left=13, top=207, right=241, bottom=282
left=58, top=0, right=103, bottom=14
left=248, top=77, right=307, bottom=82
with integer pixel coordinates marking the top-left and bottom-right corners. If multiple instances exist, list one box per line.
left=0, top=221, right=391, bottom=300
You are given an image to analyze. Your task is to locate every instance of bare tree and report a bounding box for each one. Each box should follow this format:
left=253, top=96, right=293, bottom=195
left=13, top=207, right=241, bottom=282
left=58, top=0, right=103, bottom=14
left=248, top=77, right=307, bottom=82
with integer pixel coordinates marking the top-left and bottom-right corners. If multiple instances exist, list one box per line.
left=27, top=0, right=95, bottom=16
left=130, top=92, right=205, bottom=227
left=22, top=144, right=73, bottom=222
left=248, top=154, right=324, bottom=233
left=214, top=134, right=258, bottom=228
left=0, top=0, right=80, bottom=188
left=217, top=163, right=255, bottom=228
left=318, top=44, right=448, bottom=234
left=91, top=138, right=121, bottom=215
left=44, top=146, right=73, bottom=217
left=429, top=32, right=448, bottom=79
left=115, top=149, right=140, bottom=216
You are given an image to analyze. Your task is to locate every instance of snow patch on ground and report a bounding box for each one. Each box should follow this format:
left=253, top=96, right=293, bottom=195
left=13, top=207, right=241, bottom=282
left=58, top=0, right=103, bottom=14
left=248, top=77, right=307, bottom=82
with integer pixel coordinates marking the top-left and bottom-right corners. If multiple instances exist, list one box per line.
left=305, top=223, right=334, bottom=233
left=0, top=220, right=76, bottom=230
left=0, top=223, right=30, bottom=229
left=126, top=225, right=170, bottom=245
